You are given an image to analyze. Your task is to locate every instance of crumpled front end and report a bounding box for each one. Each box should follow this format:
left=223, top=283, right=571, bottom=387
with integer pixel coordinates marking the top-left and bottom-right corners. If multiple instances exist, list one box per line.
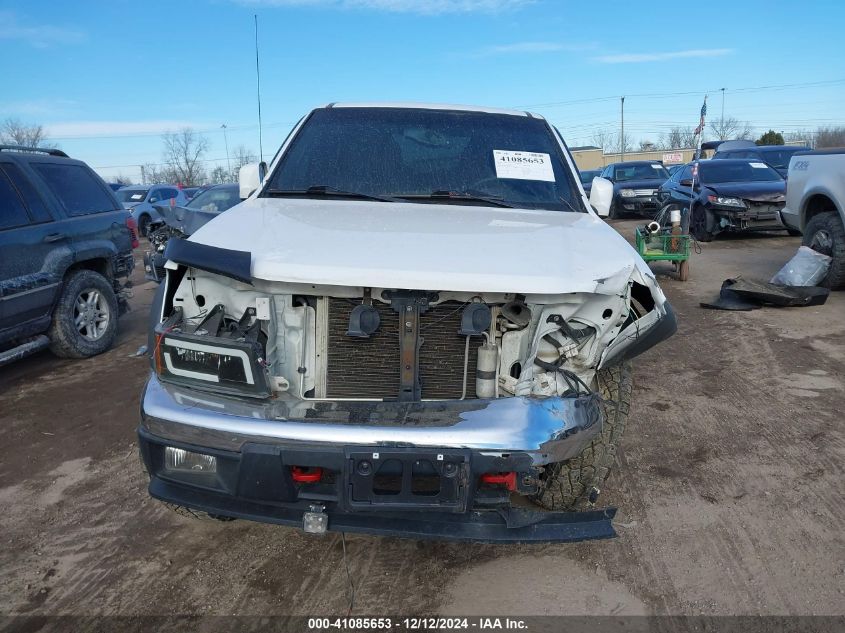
left=139, top=238, right=674, bottom=540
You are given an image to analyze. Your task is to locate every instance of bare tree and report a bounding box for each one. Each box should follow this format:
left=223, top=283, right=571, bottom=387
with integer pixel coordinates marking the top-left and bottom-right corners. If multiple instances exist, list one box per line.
left=613, top=132, right=633, bottom=155
left=814, top=125, right=845, bottom=149
left=639, top=139, right=657, bottom=152
left=231, top=145, right=257, bottom=170
left=590, top=130, right=615, bottom=152
left=161, top=127, right=209, bottom=186
left=659, top=126, right=698, bottom=150
left=209, top=165, right=230, bottom=184
left=224, top=145, right=258, bottom=181
left=784, top=130, right=813, bottom=147
left=591, top=130, right=632, bottom=155
left=207, top=146, right=257, bottom=184
left=113, top=173, right=134, bottom=186
left=709, top=117, right=754, bottom=141
left=1, top=117, right=53, bottom=147
left=140, top=163, right=178, bottom=185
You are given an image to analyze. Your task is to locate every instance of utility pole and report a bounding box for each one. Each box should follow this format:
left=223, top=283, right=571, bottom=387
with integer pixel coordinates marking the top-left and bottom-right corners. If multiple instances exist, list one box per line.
left=140, top=165, right=146, bottom=185
left=620, top=96, right=625, bottom=162
left=720, top=88, right=725, bottom=126
left=221, top=123, right=231, bottom=176
left=254, top=14, right=264, bottom=164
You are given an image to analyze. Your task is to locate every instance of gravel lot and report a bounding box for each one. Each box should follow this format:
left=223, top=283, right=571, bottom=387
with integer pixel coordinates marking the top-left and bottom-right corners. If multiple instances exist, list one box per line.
left=1, top=220, right=843, bottom=621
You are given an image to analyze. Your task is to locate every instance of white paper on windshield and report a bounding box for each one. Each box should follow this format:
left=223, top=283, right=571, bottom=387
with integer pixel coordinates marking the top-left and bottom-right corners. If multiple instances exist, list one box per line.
left=493, top=150, right=555, bottom=181
left=749, top=162, right=768, bottom=169
left=651, top=164, right=664, bottom=169
left=131, top=193, right=144, bottom=200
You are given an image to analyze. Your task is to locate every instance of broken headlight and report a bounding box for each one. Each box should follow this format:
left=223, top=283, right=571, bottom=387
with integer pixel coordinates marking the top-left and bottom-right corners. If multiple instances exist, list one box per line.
left=707, top=195, right=745, bottom=208
left=153, top=306, right=271, bottom=398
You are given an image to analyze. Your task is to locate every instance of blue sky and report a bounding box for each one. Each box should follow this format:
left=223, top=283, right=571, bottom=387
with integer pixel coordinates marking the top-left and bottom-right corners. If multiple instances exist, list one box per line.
left=2, top=0, right=843, bottom=182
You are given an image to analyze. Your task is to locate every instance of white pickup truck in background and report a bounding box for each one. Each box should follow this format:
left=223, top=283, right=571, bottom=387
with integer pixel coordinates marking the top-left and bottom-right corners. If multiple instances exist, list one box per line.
left=782, top=149, right=845, bottom=288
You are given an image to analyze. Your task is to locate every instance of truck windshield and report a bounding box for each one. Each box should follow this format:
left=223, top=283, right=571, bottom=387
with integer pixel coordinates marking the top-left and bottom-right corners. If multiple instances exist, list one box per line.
left=265, top=107, right=583, bottom=212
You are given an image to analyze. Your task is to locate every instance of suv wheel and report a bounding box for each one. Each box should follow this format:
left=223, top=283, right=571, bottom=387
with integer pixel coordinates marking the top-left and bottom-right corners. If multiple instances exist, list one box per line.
left=138, top=214, right=152, bottom=237
left=803, top=211, right=845, bottom=288
left=48, top=270, right=119, bottom=358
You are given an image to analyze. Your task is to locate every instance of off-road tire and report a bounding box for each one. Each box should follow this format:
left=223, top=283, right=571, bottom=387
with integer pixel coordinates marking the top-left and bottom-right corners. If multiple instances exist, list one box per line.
left=803, top=211, right=845, bottom=289
left=608, top=200, right=620, bottom=220
left=138, top=214, right=152, bottom=237
left=48, top=269, right=119, bottom=358
left=532, top=361, right=633, bottom=511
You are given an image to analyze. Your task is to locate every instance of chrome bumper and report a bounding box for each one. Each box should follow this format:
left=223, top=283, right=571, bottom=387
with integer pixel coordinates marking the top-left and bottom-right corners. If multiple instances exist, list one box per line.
left=140, top=375, right=604, bottom=465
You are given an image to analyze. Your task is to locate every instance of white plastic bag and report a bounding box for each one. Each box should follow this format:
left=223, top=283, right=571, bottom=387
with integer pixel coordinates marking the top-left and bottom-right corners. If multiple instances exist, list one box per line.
left=770, top=246, right=832, bottom=286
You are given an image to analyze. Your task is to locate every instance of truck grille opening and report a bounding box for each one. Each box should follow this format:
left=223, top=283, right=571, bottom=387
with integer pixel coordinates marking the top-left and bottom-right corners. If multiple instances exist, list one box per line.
left=326, top=298, right=479, bottom=400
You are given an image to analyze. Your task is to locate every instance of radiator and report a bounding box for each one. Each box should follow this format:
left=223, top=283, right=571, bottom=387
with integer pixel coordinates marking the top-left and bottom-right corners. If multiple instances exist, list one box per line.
left=325, top=299, right=478, bottom=400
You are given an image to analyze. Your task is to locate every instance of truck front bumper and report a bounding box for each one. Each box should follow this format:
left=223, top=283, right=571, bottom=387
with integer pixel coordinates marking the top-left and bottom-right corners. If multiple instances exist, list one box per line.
left=138, top=375, right=616, bottom=543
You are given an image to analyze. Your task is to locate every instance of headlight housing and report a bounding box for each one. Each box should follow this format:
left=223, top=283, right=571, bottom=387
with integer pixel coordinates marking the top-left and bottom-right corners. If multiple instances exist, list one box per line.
left=620, top=188, right=636, bottom=198
left=153, top=307, right=271, bottom=398
left=707, top=195, right=746, bottom=208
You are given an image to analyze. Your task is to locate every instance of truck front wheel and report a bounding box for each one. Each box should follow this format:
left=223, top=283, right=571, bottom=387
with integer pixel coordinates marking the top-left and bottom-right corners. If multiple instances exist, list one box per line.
left=803, top=211, right=845, bottom=289
left=532, top=361, right=633, bottom=511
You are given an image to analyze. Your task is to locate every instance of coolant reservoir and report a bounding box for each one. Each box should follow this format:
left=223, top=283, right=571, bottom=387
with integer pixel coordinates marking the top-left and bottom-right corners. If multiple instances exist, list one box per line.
left=476, top=342, right=498, bottom=399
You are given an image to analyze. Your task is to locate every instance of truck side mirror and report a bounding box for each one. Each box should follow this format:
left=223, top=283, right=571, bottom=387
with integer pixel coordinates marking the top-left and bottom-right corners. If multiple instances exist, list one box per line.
left=239, top=161, right=268, bottom=199
left=588, top=177, right=614, bottom=218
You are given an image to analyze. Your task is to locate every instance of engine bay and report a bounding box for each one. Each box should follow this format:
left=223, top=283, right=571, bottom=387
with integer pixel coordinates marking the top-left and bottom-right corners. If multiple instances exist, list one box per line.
left=154, top=265, right=663, bottom=403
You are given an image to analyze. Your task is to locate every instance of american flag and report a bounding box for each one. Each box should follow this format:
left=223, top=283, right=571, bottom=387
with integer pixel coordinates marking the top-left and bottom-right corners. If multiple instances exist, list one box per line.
left=693, top=97, right=707, bottom=135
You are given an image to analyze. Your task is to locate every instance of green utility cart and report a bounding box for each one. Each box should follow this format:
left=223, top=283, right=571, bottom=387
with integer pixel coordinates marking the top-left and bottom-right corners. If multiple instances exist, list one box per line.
left=635, top=226, right=691, bottom=281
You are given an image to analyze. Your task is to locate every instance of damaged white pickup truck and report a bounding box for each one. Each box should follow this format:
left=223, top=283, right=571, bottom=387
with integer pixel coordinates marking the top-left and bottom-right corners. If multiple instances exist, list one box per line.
left=139, top=103, right=675, bottom=542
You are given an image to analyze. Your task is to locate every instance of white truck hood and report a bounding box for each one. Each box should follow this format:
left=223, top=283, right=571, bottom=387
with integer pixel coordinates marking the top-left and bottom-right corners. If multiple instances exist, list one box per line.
left=187, top=197, right=653, bottom=294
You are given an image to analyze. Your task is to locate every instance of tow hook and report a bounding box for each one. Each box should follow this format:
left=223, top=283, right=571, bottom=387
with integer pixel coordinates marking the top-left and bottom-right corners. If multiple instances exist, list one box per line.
left=303, top=503, right=328, bottom=535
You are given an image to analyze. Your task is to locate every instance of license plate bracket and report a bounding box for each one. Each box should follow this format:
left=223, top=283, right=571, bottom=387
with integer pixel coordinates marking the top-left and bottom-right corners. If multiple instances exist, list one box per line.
left=344, top=448, right=470, bottom=513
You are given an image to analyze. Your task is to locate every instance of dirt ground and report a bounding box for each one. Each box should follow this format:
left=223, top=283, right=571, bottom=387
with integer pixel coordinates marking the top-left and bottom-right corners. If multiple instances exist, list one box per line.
left=0, top=220, right=843, bottom=621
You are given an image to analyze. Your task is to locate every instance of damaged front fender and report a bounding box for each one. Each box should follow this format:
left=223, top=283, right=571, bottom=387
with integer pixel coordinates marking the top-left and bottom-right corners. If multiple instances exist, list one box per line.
left=598, top=269, right=677, bottom=368
left=599, top=301, right=676, bottom=368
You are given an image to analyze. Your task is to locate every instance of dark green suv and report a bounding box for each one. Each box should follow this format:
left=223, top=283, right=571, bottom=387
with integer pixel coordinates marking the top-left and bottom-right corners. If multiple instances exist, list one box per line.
left=0, top=145, right=138, bottom=366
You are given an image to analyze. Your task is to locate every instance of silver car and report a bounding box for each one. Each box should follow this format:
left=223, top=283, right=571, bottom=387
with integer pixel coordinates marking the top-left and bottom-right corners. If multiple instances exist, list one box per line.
left=115, top=185, right=188, bottom=236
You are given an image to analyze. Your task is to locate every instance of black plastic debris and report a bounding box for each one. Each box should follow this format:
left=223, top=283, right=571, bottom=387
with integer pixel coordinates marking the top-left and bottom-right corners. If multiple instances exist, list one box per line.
left=701, top=278, right=830, bottom=311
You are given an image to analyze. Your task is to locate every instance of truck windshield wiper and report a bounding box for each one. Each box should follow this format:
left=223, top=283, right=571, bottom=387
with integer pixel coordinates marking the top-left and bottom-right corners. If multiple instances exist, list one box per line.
left=394, top=190, right=515, bottom=208
left=264, top=185, right=397, bottom=203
